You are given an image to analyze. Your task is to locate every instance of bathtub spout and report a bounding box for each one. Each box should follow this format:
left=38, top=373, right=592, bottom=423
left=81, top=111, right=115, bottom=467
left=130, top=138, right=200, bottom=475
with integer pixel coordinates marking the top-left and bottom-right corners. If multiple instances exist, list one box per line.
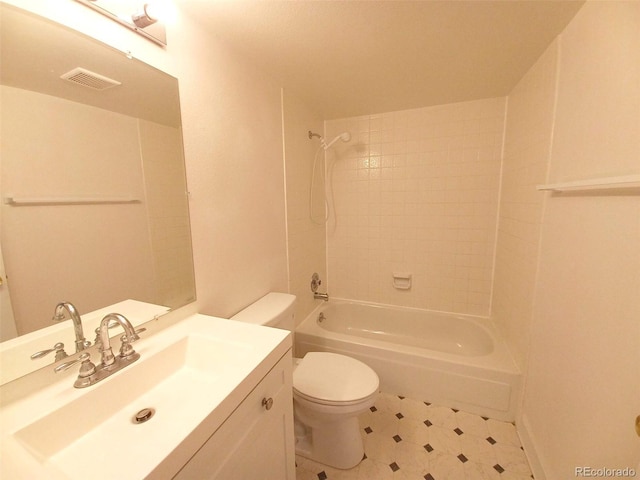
left=314, top=292, right=329, bottom=301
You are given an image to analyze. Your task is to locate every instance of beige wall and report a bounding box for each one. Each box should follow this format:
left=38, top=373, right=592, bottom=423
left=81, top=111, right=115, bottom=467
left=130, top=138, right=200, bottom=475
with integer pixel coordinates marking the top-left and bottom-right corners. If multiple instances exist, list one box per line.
left=496, top=1, right=640, bottom=476
left=325, top=99, right=505, bottom=315
left=174, top=12, right=289, bottom=318
left=282, top=90, right=327, bottom=325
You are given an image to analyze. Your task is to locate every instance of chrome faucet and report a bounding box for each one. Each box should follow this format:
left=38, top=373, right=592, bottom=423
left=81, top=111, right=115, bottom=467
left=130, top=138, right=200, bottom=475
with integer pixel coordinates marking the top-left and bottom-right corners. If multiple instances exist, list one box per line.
left=55, top=313, right=142, bottom=388
left=98, top=313, right=140, bottom=367
left=310, top=273, right=329, bottom=301
left=52, top=302, right=89, bottom=352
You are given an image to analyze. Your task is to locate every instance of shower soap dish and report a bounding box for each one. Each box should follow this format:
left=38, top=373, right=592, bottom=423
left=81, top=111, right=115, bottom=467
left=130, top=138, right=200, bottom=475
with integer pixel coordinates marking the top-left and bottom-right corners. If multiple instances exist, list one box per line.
left=392, top=272, right=412, bottom=290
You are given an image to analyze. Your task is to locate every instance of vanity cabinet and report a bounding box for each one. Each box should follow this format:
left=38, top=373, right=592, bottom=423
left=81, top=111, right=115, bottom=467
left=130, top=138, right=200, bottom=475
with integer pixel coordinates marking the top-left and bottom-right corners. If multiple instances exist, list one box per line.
left=173, top=351, right=295, bottom=480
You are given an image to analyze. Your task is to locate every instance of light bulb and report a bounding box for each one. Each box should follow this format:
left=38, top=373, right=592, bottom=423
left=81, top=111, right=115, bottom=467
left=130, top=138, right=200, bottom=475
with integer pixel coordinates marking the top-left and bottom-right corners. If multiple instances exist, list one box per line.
left=132, top=4, right=157, bottom=28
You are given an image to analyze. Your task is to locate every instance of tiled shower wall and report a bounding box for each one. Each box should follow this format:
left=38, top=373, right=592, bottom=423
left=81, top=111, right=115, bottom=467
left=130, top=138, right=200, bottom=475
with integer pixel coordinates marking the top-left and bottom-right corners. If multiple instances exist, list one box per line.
left=325, top=98, right=505, bottom=316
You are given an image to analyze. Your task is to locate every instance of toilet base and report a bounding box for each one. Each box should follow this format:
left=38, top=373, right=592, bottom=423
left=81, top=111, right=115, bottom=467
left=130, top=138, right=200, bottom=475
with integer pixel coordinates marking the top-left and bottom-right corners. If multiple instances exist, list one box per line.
left=294, top=415, right=365, bottom=469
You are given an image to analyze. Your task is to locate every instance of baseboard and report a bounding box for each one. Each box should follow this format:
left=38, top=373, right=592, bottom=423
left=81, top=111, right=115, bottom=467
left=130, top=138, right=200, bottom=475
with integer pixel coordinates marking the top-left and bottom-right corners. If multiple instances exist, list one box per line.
left=517, top=413, right=546, bottom=480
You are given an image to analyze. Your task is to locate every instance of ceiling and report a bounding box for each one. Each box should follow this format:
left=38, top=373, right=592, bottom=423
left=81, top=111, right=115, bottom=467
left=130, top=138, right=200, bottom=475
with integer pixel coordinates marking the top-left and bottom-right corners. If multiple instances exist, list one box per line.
left=179, top=0, right=584, bottom=119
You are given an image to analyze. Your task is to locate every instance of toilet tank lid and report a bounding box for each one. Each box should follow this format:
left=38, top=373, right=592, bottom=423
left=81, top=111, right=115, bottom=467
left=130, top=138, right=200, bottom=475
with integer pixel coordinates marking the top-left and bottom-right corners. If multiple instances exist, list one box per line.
left=230, top=292, right=296, bottom=325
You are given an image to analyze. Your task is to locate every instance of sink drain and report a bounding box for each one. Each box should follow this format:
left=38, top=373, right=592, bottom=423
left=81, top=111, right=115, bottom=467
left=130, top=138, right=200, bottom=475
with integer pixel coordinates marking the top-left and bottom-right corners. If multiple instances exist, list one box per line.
left=132, top=407, right=155, bottom=424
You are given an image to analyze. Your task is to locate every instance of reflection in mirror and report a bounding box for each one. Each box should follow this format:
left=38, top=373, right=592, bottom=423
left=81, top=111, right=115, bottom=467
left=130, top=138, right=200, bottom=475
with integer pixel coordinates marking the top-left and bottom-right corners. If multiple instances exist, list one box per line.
left=0, top=4, right=195, bottom=381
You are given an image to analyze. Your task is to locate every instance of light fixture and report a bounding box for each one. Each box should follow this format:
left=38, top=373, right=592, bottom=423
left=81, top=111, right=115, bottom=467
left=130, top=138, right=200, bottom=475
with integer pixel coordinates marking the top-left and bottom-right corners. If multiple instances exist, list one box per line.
left=73, top=0, right=167, bottom=46
left=131, top=4, right=157, bottom=28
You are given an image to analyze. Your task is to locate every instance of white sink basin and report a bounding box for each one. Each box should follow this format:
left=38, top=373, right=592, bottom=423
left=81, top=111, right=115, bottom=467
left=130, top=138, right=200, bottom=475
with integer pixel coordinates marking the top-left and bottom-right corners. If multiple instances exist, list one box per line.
left=1, top=314, right=291, bottom=479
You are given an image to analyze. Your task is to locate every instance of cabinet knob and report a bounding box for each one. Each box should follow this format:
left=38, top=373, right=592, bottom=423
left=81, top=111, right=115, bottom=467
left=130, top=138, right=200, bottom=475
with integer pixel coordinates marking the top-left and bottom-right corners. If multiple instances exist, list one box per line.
left=262, top=397, right=274, bottom=411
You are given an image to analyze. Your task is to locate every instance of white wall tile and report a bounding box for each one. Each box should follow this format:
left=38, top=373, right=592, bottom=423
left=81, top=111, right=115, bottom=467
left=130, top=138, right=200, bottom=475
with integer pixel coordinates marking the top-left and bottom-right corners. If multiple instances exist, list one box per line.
left=326, top=98, right=505, bottom=315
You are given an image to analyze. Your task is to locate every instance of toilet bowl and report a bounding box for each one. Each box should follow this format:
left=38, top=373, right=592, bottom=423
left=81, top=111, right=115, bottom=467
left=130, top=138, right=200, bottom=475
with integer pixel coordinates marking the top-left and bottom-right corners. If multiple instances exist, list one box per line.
left=292, top=352, right=378, bottom=469
left=230, top=293, right=379, bottom=469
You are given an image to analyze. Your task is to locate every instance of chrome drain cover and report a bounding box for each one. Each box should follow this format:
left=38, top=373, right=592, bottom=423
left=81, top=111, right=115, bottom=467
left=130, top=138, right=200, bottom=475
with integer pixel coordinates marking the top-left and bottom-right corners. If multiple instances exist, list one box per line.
left=133, top=407, right=155, bottom=424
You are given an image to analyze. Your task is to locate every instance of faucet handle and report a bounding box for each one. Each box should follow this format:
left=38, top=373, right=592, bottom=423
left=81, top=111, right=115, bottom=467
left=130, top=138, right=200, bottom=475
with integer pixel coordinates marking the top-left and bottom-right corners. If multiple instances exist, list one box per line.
left=119, top=335, right=135, bottom=359
left=54, top=352, right=97, bottom=378
left=119, top=328, right=145, bottom=359
left=31, top=342, right=69, bottom=362
left=120, top=328, right=146, bottom=358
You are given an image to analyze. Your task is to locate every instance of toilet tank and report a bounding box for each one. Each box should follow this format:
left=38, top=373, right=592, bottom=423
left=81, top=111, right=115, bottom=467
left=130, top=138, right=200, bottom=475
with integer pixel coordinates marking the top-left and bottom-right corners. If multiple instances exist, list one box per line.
left=230, top=292, right=296, bottom=331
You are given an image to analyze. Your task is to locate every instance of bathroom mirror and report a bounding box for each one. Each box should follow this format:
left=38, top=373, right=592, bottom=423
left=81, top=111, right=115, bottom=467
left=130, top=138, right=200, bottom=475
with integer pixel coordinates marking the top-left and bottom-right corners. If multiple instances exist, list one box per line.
left=0, top=4, right=195, bottom=379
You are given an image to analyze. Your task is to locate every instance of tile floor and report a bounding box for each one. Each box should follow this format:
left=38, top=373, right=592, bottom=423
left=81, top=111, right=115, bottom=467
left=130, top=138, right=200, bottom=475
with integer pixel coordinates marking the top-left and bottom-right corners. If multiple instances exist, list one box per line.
left=295, top=393, right=534, bottom=480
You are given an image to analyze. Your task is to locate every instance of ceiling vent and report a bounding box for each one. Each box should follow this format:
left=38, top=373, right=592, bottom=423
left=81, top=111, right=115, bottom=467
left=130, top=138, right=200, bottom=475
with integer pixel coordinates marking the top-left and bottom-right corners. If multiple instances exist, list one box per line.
left=60, top=67, right=121, bottom=91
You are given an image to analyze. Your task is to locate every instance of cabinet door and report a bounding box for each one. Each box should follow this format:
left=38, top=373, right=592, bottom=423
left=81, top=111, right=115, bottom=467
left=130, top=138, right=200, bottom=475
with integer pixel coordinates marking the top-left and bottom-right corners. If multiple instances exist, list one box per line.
left=174, top=352, right=295, bottom=480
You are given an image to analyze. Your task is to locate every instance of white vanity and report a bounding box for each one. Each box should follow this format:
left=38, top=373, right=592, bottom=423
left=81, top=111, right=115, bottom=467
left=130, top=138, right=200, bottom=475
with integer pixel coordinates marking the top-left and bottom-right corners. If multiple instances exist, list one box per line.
left=0, top=313, right=296, bottom=479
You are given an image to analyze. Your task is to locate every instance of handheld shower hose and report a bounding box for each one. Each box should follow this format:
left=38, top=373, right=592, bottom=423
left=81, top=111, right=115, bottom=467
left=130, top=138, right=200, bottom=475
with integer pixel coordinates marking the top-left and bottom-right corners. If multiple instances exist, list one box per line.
left=309, top=131, right=352, bottom=225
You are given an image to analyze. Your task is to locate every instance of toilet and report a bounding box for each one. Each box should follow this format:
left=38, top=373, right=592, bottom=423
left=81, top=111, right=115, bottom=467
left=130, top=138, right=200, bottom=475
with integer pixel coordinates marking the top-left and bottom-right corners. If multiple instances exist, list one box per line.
left=231, top=292, right=379, bottom=469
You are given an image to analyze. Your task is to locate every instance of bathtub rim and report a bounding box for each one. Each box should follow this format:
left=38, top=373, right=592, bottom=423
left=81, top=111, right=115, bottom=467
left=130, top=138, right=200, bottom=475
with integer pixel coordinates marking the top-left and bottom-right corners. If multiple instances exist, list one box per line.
left=319, top=297, right=493, bottom=325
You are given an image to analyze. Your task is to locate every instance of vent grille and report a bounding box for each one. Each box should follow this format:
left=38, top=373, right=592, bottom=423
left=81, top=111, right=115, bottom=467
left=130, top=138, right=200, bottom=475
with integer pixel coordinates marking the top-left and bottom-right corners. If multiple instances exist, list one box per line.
left=60, top=68, right=121, bottom=90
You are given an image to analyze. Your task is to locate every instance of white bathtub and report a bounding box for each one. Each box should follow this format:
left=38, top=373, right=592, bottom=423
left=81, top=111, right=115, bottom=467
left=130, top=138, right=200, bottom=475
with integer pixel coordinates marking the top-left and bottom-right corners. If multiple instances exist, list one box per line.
left=295, top=299, right=521, bottom=421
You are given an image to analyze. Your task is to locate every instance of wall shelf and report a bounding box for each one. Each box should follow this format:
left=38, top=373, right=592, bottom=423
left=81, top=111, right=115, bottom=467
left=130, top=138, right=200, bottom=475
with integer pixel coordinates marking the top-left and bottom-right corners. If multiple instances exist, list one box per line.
left=536, top=174, right=640, bottom=193
left=3, top=196, right=140, bottom=206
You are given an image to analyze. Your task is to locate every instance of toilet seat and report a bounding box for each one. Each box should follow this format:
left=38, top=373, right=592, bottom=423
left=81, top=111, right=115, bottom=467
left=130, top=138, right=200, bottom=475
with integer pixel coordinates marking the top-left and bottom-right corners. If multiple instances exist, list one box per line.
left=293, top=352, right=379, bottom=406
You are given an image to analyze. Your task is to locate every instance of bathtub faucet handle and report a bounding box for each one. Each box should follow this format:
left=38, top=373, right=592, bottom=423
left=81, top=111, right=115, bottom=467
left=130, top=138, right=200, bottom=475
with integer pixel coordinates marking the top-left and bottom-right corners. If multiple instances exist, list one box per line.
left=311, top=272, right=322, bottom=293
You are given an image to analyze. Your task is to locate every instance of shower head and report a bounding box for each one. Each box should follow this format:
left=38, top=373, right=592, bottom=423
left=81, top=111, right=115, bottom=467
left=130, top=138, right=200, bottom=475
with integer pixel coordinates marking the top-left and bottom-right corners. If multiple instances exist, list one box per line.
left=322, top=131, right=351, bottom=150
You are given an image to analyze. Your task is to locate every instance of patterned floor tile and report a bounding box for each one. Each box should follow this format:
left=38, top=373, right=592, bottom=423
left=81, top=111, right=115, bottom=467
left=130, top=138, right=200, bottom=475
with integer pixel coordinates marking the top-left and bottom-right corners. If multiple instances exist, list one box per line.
left=295, top=392, right=534, bottom=480
left=455, top=411, right=491, bottom=438
left=486, top=419, right=521, bottom=447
